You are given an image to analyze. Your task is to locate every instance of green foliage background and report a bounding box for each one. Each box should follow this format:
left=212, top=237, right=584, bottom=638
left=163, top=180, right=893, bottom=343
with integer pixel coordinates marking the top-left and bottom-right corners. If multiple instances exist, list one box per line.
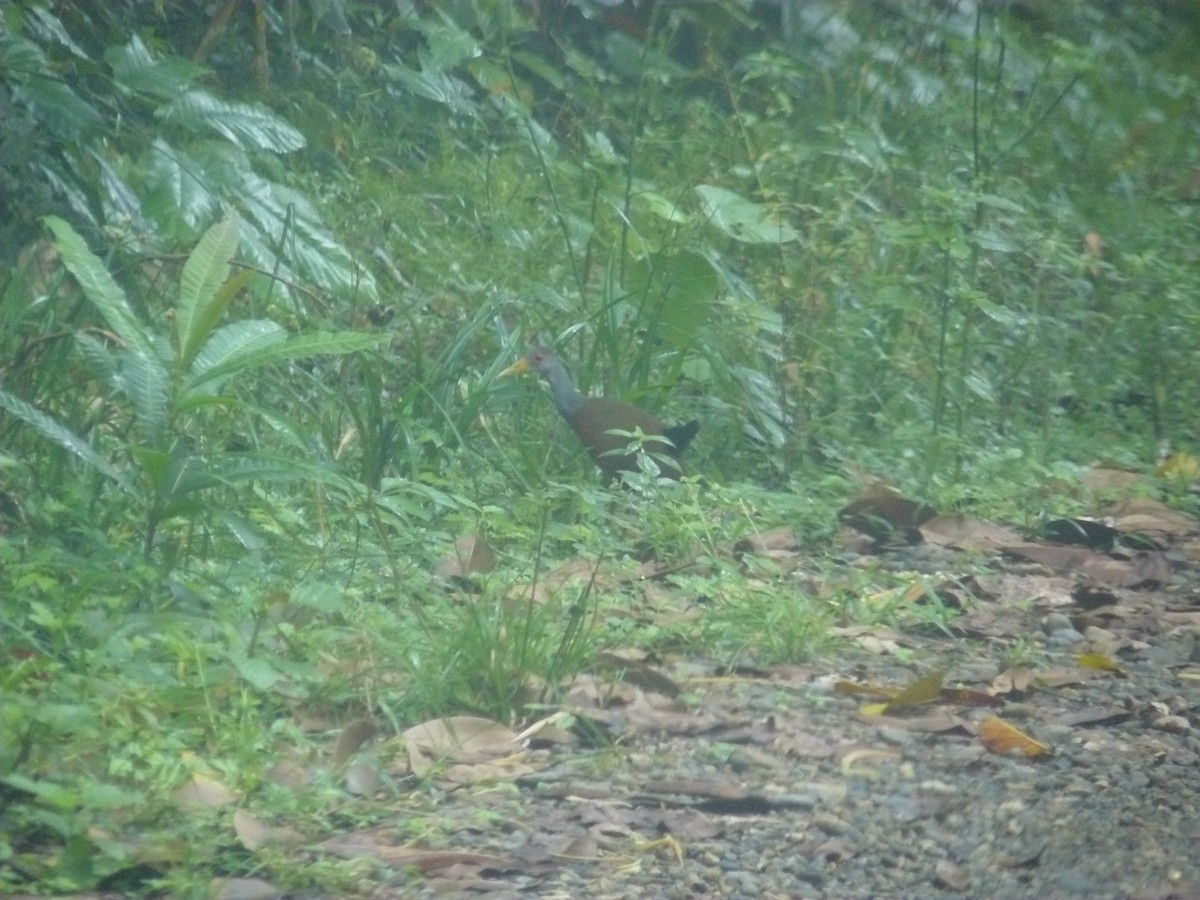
left=1, top=0, right=1197, bottom=892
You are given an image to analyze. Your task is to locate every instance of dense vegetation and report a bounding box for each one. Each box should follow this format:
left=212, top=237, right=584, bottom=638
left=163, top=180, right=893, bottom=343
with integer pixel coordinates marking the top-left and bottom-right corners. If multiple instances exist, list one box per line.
left=2, top=1, right=1197, bottom=893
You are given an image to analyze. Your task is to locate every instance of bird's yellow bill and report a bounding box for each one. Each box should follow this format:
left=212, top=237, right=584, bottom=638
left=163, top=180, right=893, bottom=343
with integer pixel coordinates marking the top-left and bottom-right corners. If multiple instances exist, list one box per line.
left=500, top=358, right=532, bottom=377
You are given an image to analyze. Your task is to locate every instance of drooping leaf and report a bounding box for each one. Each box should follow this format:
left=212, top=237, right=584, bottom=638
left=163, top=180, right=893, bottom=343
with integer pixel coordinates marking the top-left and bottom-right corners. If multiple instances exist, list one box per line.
left=0, top=390, right=131, bottom=490
left=43, top=216, right=160, bottom=365
left=158, top=90, right=306, bottom=153
left=694, top=184, right=800, bottom=244
left=176, top=213, right=240, bottom=370
left=144, top=139, right=221, bottom=234
left=106, top=35, right=204, bottom=101
left=4, top=37, right=104, bottom=140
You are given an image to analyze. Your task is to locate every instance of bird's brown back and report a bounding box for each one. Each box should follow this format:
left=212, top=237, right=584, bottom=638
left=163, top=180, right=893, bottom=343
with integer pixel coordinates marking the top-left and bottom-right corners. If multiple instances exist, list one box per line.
left=568, top=398, right=682, bottom=479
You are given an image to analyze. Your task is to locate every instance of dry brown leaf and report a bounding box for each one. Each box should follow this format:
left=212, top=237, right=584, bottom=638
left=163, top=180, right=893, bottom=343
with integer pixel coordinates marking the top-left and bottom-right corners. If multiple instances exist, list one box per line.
left=919, top=514, right=1024, bottom=552
left=233, top=809, right=302, bottom=852
left=403, top=716, right=518, bottom=756
left=991, top=667, right=1035, bottom=695
left=443, top=756, right=535, bottom=785
left=734, top=526, right=800, bottom=555
left=977, top=716, right=1051, bottom=758
left=433, top=533, right=497, bottom=580
left=174, top=772, right=238, bottom=811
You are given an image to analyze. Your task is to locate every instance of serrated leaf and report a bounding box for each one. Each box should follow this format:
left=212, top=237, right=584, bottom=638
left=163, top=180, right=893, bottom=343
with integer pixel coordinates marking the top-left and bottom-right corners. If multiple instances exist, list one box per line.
left=159, top=90, right=305, bottom=152
left=0, top=390, right=131, bottom=490
left=184, top=330, right=387, bottom=400
left=74, top=332, right=119, bottom=383
left=43, top=216, right=159, bottom=363
left=121, top=348, right=170, bottom=448
left=177, top=213, right=240, bottom=369
left=185, top=320, right=287, bottom=396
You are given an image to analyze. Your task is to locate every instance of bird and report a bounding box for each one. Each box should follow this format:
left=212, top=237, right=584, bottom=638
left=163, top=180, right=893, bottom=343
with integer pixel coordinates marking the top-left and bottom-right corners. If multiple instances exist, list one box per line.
left=502, top=346, right=698, bottom=480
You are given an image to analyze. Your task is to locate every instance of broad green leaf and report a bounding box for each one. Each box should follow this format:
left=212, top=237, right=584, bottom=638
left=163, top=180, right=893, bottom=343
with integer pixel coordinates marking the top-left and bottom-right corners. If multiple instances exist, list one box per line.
left=185, top=320, right=287, bottom=396
left=184, top=328, right=386, bottom=400
left=5, top=37, right=104, bottom=140
left=106, top=35, right=204, bottom=101
left=232, top=168, right=378, bottom=299
left=176, top=213, right=240, bottom=370
left=695, top=185, right=800, bottom=244
left=0, top=390, right=131, bottom=490
left=627, top=250, right=718, bottom=350
left=145, top=139, right=221, bottom=233
left=120, top=349, right=170, bottom=448
left=74, top=332, right=119, bottom=383
left=43, top=216, right=159, bottom=363
left=159, top=90, right=306, bottom=153
left=385, top=61, right=478, bottom=116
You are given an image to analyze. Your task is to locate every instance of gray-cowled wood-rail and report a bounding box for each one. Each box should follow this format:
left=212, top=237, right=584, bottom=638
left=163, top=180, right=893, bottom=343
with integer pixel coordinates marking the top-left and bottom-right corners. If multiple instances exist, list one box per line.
left=502, top=346, right=699, bottom=480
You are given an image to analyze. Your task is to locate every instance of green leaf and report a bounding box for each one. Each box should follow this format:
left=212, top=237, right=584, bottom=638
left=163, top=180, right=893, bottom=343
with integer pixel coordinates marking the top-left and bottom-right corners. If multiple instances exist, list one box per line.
left=4, top=37, right=104, bottom=140
left=695, top=185, right=800, bottom=244
left=144, top=139, right=221, bottom=234
left=184, top=320, right=287, bottom=396
left=43, top=216, right=160, bottom=364
left=176, top=212, right=240, bottom=370
left=0, top=390, right=131, bottom=490
left=158, top=90, right=306, bottom=153
left=106, top=35, right=204, bottom=101
left=627, top=250, right=718, bottom=349
left=120, top=349, right=170, bottom=448
left=184, top=330, right=387, bottom=400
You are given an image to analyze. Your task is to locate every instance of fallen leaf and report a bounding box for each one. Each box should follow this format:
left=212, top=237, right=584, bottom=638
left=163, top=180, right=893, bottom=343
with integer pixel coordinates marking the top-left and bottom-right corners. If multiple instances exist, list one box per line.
left=919, top=514, right=1024, bottom=552
left=883, top=670, right=945, bottom=711
left=174, top=773, right=238, bottom=811
left=1077, top=652, right=1127, bottom=676
left=977, top=716, right=1050, bottom=758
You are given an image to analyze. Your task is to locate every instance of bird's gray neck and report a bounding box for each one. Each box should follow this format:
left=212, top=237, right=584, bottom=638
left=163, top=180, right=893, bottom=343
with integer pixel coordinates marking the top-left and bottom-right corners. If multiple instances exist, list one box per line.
left=543, top=360, right=586, bottom=419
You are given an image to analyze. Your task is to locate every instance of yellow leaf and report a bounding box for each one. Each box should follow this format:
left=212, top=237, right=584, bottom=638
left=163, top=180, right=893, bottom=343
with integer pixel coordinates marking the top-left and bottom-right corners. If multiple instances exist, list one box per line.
left=883, top=670, right=944, bottom=711
left=1077, top=652, right=1126, bottom=676
left=978, top=716, right=1050, bottom=758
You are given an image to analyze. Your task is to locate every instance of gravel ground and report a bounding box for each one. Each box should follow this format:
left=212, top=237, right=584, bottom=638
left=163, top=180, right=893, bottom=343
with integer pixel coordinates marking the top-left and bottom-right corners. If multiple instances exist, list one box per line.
left=383, top=535, right=1200, bottom=900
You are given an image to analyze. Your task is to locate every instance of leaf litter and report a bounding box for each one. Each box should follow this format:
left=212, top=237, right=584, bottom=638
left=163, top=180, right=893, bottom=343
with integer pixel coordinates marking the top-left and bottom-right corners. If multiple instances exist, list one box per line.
left=210, top=465, right=1200, bottom=897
